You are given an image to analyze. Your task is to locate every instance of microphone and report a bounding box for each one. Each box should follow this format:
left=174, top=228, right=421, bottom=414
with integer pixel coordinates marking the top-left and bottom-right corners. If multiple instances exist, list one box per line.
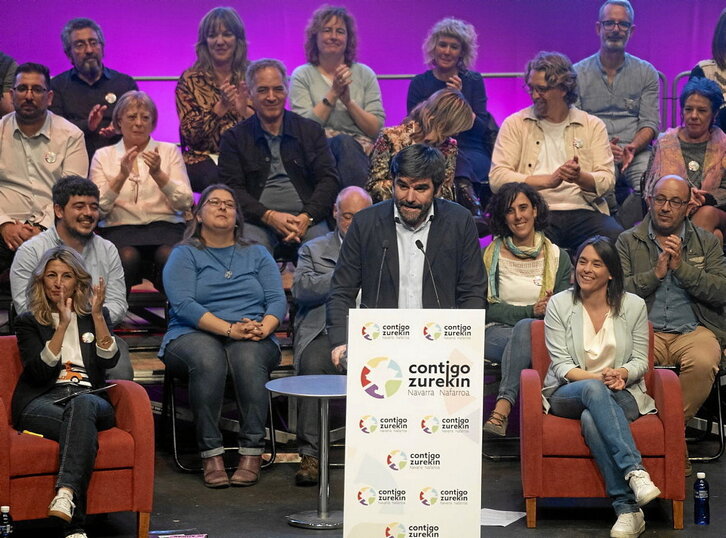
left=374, top=240, right=389, bottom=308
left=415, top=239, right=441, bottom=308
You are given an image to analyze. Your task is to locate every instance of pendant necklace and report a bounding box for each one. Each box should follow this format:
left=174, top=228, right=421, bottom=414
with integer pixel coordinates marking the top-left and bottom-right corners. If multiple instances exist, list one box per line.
left=206, top=245, right=236, bottom=279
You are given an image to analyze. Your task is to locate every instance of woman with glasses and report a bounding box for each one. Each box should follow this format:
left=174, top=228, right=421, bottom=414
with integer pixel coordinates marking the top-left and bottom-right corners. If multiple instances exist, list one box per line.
left=176, top=7, right=254, bottom=192
left=407, top=18, right=498, bottom=211
left=290, top=5, right=385, bottom=189
left=643, top=77, right=726, bottom=244
left=160, top=184, right=286, bottom=488
left=90, top=91, right=193, bottom=294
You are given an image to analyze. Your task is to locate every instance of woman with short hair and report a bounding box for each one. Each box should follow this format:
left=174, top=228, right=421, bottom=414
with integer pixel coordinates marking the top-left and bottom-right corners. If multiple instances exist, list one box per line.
left=90, top=90, right=193, bottom=294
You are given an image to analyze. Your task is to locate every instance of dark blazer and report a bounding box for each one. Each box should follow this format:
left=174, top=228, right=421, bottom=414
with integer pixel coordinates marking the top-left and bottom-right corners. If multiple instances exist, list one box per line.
left=218, top=110, right=340, bottom=225
left=326, top=198, right=486, bottom=347
left=11, top=310, right=120, bottom=427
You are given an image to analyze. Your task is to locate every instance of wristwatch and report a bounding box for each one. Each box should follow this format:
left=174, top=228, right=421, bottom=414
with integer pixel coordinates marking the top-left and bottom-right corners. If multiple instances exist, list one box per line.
left=322, top=97, right=334, bottom=108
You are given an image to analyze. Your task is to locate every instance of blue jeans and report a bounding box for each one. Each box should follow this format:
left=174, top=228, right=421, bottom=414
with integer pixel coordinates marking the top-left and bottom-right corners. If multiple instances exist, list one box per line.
left=163, top=331, right=280, bottom=458
left=548, top=379, right=643, bottom=515
left=485, top=319, right=534, bottom=405
left=327, top=133, right=370, bottom=188
left=18, top=384, right=115, bottom=531
left=548, top=209, right=624, bottom=252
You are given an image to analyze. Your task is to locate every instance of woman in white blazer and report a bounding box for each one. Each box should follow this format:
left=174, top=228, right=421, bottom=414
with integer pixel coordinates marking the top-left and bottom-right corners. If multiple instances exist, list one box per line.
left=542, top=236, right=659, bottom=538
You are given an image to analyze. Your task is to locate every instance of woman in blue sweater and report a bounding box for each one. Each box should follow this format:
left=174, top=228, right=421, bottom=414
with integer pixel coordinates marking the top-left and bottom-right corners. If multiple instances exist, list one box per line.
left=161, top=184, right=286, bottom=488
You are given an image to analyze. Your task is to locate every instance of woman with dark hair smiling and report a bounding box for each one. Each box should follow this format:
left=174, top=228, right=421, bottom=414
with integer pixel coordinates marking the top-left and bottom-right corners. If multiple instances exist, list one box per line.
left=290, top=5, right=385, bottom=188
left=176, top=7, right=255, bottom=191
left=160, top=184, right=286, bottom=488
left=482, top=182, right=571, bottom=436
left=542, top=236, right=660, bottom=537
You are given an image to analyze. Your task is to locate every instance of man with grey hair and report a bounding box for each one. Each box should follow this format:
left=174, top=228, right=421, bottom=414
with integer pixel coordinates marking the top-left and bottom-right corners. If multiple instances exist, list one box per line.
left=574, top=0, right=660, bottom=227
left=219, top=58, right=340, bottom=253
left=50, top=17, right=138, bottom=159
left=292, top=186, right=371, bottom=486
left=490, top=51, right=622, bottom=251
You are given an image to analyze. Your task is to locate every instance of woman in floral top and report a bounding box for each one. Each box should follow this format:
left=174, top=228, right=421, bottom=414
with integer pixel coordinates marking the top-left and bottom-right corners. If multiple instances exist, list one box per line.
left=176, top=7, right=254, bottom=192
left=366, top=88, right=473, bottom=203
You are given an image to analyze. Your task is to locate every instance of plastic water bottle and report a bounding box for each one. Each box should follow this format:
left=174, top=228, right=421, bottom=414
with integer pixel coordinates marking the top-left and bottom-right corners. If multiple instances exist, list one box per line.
left=694, top=472, right=710, bottom=525
left=0, top=505, right=13, bottom=537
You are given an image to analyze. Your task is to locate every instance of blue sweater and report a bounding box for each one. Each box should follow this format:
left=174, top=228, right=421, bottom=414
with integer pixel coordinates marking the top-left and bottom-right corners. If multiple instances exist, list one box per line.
left=160, top=243, right=287, bottom=354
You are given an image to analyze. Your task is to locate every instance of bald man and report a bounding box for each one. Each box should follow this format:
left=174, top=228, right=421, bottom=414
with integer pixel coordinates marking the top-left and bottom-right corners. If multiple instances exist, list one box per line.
left=292, top=186, right=372, bottom=486
left=616, top=174, right=726, bottom=475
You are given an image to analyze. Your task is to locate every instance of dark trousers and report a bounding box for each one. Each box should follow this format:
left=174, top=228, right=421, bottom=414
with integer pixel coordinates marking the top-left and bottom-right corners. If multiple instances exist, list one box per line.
left=547, top=209, right=624, bottom=252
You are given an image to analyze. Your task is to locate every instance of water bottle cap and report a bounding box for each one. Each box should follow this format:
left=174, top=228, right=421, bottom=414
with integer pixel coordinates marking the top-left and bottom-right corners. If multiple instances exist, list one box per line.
left=696, top=472, right=706, bottom=479
left=0, top=506, right=8, bottom=513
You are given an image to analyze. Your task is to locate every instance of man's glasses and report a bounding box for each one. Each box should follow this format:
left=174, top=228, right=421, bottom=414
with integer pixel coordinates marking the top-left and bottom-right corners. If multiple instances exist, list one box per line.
left=600, top=20, right=632, bottom=31
left=652, top=196, right=687, bottom=209
left=525, top=84, right=554, bottom=96
left=205, top=198, right=236, bottom=209
left=13, top=85, right=48, bottom=96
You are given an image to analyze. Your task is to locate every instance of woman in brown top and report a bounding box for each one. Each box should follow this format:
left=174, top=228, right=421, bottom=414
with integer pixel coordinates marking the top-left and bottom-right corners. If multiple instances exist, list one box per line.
left=176, top=7, right=255, bottom=192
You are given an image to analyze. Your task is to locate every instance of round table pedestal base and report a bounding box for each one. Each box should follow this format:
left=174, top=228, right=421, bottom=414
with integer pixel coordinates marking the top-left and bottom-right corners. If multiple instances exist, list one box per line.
left=286, top=510, right=344, bottom=529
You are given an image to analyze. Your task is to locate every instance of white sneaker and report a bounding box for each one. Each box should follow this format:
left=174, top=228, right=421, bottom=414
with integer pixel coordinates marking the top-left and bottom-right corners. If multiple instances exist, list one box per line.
left=610, top=509, right=645, bottom=538
left=48, top=491, right=75, bottom=522
left=66, top=533, right=88, bottom=538
left=626, top=469, right=661, bottom=506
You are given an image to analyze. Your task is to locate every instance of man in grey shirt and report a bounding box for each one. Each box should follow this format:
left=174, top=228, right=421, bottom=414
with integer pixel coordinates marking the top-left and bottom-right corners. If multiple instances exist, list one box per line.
left=574, top=0, right=660, bottom=227
left=11, top=175, right=133, bottom=380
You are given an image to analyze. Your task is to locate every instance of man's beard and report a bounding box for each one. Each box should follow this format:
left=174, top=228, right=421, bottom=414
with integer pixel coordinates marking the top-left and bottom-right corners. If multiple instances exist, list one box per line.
left=78, top=56, right=102, bottom=80
left=395, top=199, right=432, bottom=228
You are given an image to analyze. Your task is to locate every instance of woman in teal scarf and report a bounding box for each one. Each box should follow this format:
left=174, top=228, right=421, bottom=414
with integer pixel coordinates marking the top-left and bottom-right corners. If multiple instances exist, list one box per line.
left=482, top=182, right=571, bottom=436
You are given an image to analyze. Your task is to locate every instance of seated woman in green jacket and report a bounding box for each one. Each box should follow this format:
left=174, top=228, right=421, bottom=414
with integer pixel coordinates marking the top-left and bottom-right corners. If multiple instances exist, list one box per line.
left=482, top=182, right=571, bottom=436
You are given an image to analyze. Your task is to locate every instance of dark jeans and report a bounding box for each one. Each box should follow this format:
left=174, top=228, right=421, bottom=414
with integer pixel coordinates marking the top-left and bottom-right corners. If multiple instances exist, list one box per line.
left=327, top=134, right=369, bottom=188
left=547, top=209, right=624, bottom=252
left=549, top=380, right=643, bottom=515
left=295, top=332, right=338, bottom=457
left=17, top=384, right=115, bottom=530
left=163, top=331, right=280, bottom=457
left=485, top=319, right=534, bottom=405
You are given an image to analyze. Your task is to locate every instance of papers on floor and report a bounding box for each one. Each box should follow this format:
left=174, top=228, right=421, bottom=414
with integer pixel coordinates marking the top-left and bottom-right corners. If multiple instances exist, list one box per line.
left=480, top=508, right=526, bottom=526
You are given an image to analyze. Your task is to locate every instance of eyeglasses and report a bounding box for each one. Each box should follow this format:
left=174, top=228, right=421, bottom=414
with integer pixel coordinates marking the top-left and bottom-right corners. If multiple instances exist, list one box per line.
left=525, top=84, right=554, bottom=96
left=652, top=196, right=687, bottom=209
left=599, top=20, right=632, bottom=30
left=13, top=85, right=48, bottom=96
left=72, top=39, right=101, bottom=51
left=205, top=198, right=236, bottom=209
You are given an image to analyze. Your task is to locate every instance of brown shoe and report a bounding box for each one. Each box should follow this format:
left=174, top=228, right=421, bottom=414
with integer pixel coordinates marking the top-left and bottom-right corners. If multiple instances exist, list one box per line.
left=230, top=455, right=262, bottom=486
left=483, top=411, right=508, bottom=437
left=295, top=455, right=319, bottom=487
left=202, top=455, right=230, bottom=488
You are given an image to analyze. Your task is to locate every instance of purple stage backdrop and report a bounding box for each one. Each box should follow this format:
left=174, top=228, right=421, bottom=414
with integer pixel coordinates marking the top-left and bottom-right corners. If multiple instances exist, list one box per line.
left=3, top=0, right=722, bottom=143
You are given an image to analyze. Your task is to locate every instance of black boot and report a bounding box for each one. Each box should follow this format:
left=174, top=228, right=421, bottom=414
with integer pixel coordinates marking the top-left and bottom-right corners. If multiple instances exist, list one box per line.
left=454, top=177, right=489, bottom=237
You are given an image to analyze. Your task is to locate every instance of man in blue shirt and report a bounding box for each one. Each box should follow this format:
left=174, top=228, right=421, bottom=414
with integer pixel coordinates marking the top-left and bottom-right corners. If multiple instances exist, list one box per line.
left=574, top=0, right=660, bottom=227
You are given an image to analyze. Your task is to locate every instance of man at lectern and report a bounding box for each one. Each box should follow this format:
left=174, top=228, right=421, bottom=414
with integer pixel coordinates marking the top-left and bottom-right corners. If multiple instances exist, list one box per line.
left=326, top=143, right=486, bottom=367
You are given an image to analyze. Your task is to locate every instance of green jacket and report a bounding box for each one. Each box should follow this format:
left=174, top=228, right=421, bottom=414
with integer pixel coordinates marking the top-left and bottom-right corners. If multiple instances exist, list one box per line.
left=486, top=245, right=572, bottom=327
left=615, top=215, right=726, bottom=346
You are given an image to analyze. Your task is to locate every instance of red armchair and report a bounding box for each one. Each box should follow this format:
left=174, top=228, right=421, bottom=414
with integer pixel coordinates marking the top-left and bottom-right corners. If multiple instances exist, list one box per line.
left=0, top=335, right=154, bottom=537
left=520, top=321, right=685, bottom=529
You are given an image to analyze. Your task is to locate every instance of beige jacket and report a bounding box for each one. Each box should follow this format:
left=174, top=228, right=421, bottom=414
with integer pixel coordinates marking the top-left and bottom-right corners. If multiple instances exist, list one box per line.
left=490, top=106, right=615, bottom=214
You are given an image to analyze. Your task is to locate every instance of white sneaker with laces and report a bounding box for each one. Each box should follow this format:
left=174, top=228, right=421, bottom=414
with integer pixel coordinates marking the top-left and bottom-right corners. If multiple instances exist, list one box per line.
left=48, top=491, right=75, bottom=522
left=625, top=469, right=661, bottom=506
left=610, top=509, right=645, bottom=538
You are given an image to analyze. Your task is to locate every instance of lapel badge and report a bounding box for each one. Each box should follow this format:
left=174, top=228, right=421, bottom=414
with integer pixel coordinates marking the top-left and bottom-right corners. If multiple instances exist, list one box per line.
left=81, top=332, right=95, bottom=344
left=105, top=92, right=117, bottom=104
left=44, top=152, right=57, bottom=164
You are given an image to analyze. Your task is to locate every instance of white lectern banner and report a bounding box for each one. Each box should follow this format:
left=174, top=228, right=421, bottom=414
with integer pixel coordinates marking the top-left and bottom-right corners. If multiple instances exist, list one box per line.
left=343, top=309, right=485, bottom=538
